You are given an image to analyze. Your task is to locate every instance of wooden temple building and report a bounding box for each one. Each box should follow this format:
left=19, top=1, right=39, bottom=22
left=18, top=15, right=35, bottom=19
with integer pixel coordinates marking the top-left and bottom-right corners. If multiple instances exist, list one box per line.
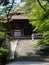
left=5, top=12, right=35, bottom=40
left=1, top=12, right=42, bottom=40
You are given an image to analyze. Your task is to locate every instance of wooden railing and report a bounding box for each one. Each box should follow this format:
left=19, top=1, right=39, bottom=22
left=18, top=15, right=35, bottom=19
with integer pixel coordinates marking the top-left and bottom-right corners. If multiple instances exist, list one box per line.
left=10, top=36, right=32, bottom=40
left=10, top=34, right=43, bottom=40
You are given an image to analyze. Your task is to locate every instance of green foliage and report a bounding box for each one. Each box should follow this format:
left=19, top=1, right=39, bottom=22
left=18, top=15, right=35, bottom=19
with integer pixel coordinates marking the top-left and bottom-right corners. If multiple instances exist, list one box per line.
left=0, top=31, right=9, bottom=46
left=0, top=1, right=14, bottom=64
left=0, top=0, right=14, bottom=47
left=0, top=32, right=5, bottom=47
left=33, top=40, right=45, bottom=48
left=27, top=0, right=49, bottom=45
left=0, top=32, right=5, bottom=38
left=20, top=0, right=49, bottom=45
left=18, top=0, right=35, bottom=13
left=0, top=48, right=10, bottom=64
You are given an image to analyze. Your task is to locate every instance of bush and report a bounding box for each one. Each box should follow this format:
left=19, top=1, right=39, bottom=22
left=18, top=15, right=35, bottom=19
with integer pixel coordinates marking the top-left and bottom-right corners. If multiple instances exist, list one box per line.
left=33, top=40, right=45, bottom=48
left=0, top=32, right=5, bottom=47
left=0, top=48, right=10, bottom=65
left=0, top=31, right=10, bottom=48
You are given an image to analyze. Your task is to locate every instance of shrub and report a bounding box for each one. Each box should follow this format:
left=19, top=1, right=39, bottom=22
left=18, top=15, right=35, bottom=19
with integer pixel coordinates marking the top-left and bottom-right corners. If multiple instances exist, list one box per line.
left=0, top=48, right=10, bottom=65
left=0, top=32, right=5, bottom=47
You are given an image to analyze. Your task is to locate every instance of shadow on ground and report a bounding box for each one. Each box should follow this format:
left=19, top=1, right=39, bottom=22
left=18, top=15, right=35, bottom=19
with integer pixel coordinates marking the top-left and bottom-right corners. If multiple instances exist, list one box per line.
left=36, top=44, right=49, bottom=58
left=14, top=44, right=49, bottom=61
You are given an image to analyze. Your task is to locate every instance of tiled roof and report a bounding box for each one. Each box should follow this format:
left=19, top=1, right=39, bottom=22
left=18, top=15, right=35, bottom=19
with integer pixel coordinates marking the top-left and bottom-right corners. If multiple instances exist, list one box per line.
left=3, top=12, right=28, bottom=20
left=11, top=15, right=28, bottom=20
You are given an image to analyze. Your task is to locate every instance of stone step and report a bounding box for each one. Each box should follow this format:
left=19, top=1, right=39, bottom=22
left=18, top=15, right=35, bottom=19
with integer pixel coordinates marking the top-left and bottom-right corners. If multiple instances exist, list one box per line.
left=10, top=39, right=39, bottom=61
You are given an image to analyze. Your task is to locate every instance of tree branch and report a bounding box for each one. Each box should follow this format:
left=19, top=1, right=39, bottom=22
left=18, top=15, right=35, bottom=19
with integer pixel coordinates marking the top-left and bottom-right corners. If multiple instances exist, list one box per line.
left=47, top=0, right=49, bottom=2
left=37, top=0, right=46, bottom=12
left=5, top=0, right=15, bottom=22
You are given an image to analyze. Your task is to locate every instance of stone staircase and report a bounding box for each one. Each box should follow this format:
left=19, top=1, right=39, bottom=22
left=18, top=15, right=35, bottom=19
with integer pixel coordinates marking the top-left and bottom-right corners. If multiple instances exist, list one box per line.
left=14, top=39, right=42, bottom=61
left=10, top=39, right=49, bottom=61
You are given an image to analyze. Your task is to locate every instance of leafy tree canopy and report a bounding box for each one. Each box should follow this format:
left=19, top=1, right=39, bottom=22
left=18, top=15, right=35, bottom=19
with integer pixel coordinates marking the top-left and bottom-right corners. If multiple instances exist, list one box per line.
left=22, top=0, right=49, bottom=45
